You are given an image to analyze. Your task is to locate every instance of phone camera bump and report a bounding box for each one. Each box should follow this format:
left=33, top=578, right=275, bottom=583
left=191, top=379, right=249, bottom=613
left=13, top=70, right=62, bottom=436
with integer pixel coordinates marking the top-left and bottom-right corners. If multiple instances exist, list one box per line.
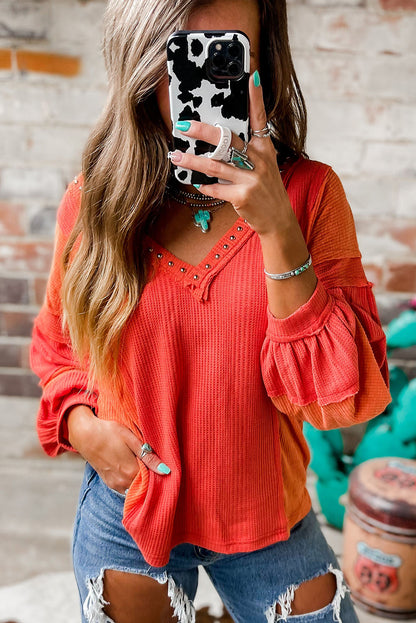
left=227, top=61, right=241, bottom=76
left=208, top=38, right=244, bottom=81
left=212, top=53, right=226, bottom=69
left=227, top=44, right=240, bottom=59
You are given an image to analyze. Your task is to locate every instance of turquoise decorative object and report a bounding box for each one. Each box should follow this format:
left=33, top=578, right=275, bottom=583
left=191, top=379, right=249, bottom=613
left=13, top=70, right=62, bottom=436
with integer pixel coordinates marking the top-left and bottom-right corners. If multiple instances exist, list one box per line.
left=388, top=365, right=409, bottom=405
left=353, top=422, right=416, bottom=466
left=304, top=423, right=343, bottom=481
left=323, top=429, right=344, bottom=457
left=392, top=378, right=416, bottom=444
left=316, top=475, right=348, bottom=530
left=193, top=209, right=211, bottom=232
left=385, top=309, right=416, bottom=350
left=365, top=365, right=407, bottom=432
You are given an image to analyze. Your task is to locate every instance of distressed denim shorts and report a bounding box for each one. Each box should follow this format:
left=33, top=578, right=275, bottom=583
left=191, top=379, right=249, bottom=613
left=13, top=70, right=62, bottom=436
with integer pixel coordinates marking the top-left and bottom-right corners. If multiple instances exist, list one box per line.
left=73, top=462, right=359, bottom=623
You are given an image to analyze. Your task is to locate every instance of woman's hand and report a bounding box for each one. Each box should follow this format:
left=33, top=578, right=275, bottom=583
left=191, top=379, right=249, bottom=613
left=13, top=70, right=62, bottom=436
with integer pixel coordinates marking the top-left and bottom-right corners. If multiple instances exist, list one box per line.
left=168, top=71, right=297, bottom=237
left=67, top=405, right=170, bottom=495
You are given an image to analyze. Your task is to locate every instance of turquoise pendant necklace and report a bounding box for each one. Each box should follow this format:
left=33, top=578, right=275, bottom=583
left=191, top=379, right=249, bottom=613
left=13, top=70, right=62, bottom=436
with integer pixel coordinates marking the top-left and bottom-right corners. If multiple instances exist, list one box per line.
left=193, top=209, right=212, bottom=233
left=166, top=185, right=227, bottom=233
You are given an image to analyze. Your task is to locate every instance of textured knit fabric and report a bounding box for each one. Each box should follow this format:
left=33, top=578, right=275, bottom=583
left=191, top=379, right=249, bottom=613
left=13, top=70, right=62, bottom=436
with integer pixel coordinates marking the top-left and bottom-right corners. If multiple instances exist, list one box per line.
left=30, top=156, right=391, bottom=567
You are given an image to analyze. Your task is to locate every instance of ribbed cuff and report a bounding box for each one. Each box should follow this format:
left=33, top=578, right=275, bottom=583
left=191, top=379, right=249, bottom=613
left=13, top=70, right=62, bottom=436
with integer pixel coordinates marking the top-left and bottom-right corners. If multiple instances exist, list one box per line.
left=57, top=392, right=98, bottom=452
left=266, top=280, right=331, bottom=342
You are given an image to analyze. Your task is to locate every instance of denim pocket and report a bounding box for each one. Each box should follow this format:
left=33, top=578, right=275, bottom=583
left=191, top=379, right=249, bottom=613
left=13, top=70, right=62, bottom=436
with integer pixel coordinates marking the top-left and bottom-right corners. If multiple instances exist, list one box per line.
left=106, top=485, right=127, bottom=499
left=96, top=471, right=127, bottom=501
left=72, top=462, right=97, bottom=555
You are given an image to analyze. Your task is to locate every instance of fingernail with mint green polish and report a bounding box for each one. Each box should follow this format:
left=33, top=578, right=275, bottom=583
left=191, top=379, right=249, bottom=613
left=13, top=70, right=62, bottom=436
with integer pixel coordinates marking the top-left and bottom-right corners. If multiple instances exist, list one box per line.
left=193, top=184, right=201, bottom=189
left=175, top=120, right=191, bottom=132
left=253, top=70, right=261, bottom=87
left=157, top=463, right=171, bottom=475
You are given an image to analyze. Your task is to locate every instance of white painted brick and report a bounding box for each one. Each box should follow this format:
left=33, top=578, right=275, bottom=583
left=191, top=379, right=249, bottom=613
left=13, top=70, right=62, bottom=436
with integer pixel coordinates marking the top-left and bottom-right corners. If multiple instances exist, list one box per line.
left=0, top=83, right=49, bottom=125
left=293, top=51, right=363, bottom=100
left=361, top=141, right=416, bottom=176
left=308, top=100, right=379, bottom=141
left=0, top=82, right=106, bottom=126
left=25, top=125, right=90, bottom=167
left=318, top=10, right=416, bottom=56
left=0, top=125, right=28, bottom=163
left=287, top=4, right=321, bottom=51
left=295, top=51, right=416, bottom=105
left=362, top=55, right=416, bottom=102
left=397, top=180, right=416, bottom=218
left=308, top=100, right=416, bottom=143
left=307, top=138, right=365, bottom=175
left=48, top=1, right=107, bottom=84
left=0, top=167, right=66, bottom=202
left=41, top=85, right=105, bottom=126
left=46, top=85, right=106, bottom=126
left=0, top=0, right=49, bottom=40
left=357, top=232, right=409, bottom=263
left=342, top=176, right=397, bottom=218
left=0, top=68, right=13, bottom=82
left=49, top=0, right=106, bottom=46
left=356, top=217, right=416, bottom=247
left=392, top=104, right=416, bottom=141
left=307, top=0, right=364, bottom=6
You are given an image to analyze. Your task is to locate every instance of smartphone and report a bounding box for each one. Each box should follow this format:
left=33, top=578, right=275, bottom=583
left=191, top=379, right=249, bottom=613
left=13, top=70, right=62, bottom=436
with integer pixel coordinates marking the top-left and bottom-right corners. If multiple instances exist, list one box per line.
left=167, top=30, right=250, bottom=185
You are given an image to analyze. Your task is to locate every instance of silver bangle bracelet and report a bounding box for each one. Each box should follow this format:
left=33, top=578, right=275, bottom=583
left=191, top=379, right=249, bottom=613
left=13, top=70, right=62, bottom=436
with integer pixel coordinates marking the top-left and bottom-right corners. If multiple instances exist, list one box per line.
left=264, top=254, right=312, bottom=281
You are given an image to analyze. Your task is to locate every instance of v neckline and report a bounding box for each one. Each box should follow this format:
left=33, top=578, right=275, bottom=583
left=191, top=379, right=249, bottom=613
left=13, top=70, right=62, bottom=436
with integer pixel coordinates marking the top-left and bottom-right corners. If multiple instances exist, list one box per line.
left=143, top=157, right=299, bottom=300
left=144, top=216, right=254, bottom=300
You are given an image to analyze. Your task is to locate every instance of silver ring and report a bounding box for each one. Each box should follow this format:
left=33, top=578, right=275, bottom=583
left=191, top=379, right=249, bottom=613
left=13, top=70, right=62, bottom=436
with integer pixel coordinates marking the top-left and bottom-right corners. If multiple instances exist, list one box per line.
left=241, top=140, right=249, bottom=155
left=228, top=147, right=255, bottom=171
left=251, top=122, right=271, bottom=138
left=139, top=442, right=153, bottom=460
left=209, top=124, right=232, bottom=161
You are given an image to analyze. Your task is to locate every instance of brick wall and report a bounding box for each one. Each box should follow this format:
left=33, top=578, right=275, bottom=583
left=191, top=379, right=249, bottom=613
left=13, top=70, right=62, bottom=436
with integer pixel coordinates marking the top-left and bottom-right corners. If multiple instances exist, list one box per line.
left=0, top=0, right=415, bottom=396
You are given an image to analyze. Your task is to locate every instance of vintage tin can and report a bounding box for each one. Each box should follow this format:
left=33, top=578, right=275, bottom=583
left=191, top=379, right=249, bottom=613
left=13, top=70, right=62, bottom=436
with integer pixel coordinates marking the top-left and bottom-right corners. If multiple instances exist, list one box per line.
left=342, top=457, right=416, bottom=619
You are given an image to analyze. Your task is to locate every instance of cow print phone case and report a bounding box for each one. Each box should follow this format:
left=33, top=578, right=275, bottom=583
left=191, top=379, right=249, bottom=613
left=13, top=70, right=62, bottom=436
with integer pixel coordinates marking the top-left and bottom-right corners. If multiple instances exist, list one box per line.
left=167, top=30, right=250, bottom=185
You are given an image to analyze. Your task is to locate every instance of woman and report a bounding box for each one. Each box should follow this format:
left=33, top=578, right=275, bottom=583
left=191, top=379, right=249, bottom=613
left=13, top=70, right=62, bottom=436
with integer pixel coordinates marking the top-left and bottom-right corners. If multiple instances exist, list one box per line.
left=30, top=0, right=391, bottom=621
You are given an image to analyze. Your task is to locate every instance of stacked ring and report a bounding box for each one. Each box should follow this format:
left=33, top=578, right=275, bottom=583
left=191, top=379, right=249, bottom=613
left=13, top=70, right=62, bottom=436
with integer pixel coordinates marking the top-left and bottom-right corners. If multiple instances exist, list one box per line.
left=251, top=122, right=271, bottom=138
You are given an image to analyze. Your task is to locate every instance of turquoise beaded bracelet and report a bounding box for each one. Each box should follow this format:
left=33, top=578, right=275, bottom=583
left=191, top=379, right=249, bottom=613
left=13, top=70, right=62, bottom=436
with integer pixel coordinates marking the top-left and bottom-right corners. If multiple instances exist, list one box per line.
left=264, top=254, right=312, bottom=280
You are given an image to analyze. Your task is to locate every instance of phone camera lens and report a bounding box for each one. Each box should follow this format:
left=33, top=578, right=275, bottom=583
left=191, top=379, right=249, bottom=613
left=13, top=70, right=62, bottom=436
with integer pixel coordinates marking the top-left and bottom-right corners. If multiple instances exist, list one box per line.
left=227, top=44, right=240, bottom=59
left=227, top=61, right=240, bottom=76
left=212, top=53, right=226, bottom=69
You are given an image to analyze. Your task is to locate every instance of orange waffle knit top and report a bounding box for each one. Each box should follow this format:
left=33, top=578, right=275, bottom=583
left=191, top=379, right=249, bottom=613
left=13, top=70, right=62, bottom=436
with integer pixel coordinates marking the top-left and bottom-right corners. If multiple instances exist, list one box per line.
left=30, top=156, right=391, bottom=567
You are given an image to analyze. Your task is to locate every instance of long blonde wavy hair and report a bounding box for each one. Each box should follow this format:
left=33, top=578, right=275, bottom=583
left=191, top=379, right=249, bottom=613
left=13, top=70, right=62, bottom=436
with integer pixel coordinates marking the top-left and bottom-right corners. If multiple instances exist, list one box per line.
left=61, top=0, right=307, bottom=389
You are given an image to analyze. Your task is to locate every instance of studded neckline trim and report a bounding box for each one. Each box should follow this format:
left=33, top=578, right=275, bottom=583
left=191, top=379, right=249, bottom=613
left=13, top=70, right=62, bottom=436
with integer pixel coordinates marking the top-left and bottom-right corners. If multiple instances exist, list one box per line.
left=143, top=159, right=297, bottom=299
left=144, top=217, right=253, bottom=299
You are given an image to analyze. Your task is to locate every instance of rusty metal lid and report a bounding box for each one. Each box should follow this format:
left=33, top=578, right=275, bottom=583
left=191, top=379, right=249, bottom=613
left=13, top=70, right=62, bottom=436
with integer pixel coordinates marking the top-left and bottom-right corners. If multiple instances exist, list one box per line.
left=348, top=457, right=416, bottom=534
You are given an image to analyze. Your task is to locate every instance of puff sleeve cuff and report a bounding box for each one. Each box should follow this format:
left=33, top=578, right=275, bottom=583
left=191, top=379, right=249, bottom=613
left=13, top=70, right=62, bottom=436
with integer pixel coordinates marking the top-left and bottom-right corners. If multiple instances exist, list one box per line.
left=261, top=280, right=360, bottom=407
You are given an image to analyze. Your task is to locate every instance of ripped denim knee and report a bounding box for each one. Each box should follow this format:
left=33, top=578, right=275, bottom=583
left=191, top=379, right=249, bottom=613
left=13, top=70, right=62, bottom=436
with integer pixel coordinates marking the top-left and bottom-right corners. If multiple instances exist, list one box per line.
left=83, top=568, right=196, bottom=623
left=264, top=564, right=350, bottom=623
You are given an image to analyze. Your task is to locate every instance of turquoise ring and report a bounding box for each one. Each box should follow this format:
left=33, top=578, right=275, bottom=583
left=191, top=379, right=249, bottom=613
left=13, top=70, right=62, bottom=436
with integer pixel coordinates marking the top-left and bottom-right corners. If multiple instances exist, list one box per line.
left=229, top=147, right=255, bottom=171
left=139, top=442, right=153, bottom=459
